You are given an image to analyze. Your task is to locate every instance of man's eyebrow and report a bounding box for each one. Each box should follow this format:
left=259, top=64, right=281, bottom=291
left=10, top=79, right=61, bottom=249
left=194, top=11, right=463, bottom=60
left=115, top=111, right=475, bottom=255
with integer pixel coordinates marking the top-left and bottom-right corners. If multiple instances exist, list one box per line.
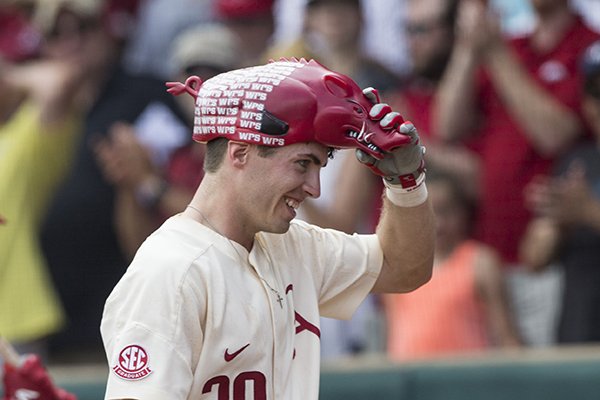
left=301, top=153, right=327, bottom=167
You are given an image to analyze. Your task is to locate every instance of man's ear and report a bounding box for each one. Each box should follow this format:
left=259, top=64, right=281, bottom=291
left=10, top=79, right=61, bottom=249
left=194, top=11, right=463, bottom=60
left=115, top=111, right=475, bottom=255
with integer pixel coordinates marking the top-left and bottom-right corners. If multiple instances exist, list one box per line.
left=228, top=141, right=250, bottom=168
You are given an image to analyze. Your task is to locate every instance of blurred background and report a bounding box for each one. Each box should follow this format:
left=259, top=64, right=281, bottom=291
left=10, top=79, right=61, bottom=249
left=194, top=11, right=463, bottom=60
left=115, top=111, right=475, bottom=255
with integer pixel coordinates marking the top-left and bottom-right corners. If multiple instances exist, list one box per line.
left=1, top=0, right=600, bottom=398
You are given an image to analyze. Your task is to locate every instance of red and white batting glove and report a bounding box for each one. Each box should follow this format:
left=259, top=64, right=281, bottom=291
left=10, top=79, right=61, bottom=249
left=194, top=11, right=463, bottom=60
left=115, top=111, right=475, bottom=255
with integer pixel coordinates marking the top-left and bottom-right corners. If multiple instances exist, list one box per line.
left=2, top=354, right=77, bottom=400
left=357, top=87, right=427, bottom=207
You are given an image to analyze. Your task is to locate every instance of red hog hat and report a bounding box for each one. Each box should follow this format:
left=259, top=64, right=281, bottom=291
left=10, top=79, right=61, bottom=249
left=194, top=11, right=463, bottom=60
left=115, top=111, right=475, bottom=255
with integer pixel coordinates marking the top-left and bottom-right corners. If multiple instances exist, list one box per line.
left=167, top=58, right=410, bottom=159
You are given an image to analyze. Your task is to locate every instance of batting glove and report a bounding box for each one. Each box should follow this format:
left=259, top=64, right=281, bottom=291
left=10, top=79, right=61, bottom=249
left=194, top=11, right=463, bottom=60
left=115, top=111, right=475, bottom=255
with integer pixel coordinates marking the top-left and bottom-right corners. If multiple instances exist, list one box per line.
left=356, top=88, right=427, bottom=206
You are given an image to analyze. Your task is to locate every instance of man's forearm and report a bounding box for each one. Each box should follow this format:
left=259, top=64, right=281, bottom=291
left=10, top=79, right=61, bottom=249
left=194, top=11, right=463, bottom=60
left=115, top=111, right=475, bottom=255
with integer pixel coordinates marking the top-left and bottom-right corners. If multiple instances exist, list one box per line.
left=485, top=43, right=581, bottom=156
left=372, top=195, right=435, bottom=293
left=434, top=44, right=479, bottom=143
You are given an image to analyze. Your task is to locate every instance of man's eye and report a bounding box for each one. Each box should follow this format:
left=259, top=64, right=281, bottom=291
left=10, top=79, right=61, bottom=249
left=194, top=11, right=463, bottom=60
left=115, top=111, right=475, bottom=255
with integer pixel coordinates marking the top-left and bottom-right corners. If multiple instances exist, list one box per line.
left=354, top=106, right=364, bottom=114
left=297, top=160, right=310, bottom=168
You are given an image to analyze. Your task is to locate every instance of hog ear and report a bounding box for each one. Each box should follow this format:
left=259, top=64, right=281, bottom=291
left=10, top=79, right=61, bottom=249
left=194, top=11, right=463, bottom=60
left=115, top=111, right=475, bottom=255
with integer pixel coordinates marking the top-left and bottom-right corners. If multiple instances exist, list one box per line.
left=323, top=74, right=352, bottom=98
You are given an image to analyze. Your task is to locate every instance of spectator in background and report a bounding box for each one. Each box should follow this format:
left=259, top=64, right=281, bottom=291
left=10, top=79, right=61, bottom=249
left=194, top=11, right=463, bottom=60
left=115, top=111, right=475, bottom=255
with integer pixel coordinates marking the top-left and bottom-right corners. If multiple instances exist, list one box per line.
left=293, top=0, right=476, bottom=236
left=215, top=0, right=275, bottom=67
left=433, top=0, right=599, bottom=346
left=0, top=0, right=119, bottom=360
left=392, top=0, right=458, bottom=135
left=390, top=0, right=481, bottom=200
left=521, top=40, right=600, bottom=344
left=94, top=23, right=240, bottom=260
left=385, top=169, right=521, bottom=361
left=38, top=0, right=193, bottom=362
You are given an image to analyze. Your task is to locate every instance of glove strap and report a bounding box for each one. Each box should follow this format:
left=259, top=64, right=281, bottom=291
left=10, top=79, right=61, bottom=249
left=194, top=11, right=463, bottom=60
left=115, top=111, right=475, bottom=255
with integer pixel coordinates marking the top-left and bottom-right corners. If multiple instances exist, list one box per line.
left=384, top=173, right=428, bottom=207
left=381, top=158, right=426, bottom=188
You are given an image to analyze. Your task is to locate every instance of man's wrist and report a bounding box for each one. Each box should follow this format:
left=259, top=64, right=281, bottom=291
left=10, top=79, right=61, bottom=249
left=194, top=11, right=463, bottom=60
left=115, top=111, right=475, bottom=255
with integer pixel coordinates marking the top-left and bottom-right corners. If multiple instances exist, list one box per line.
left=384, top=173, right=428, bottom=207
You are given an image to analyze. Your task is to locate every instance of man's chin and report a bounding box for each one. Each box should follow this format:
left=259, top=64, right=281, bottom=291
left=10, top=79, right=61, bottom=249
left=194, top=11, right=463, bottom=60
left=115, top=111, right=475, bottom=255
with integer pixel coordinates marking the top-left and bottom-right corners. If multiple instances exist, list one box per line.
left=262, top=220, right=292, bottom=235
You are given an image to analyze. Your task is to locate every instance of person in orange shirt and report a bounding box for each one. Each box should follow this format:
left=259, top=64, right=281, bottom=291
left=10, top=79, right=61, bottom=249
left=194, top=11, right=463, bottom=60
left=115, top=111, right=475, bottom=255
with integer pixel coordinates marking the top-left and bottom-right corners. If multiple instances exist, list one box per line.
left=385, top=169, right=521, bottom=360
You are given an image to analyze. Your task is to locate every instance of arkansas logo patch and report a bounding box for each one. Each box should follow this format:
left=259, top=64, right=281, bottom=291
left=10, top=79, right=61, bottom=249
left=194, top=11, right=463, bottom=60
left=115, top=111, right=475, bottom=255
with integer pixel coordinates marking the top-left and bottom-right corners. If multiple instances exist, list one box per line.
left=113, top=344, right=153, bottom=380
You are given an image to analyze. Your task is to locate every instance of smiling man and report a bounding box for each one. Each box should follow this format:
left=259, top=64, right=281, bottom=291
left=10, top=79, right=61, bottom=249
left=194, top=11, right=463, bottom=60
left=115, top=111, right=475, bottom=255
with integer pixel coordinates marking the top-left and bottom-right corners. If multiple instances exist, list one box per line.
left=100, top=59, right=435, bottom=400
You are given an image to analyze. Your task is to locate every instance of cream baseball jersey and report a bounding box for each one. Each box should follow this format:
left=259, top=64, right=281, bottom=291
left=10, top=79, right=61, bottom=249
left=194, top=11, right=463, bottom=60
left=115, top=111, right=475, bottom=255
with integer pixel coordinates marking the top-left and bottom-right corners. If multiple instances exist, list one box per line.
left=100, top=215, right=383, bottom=399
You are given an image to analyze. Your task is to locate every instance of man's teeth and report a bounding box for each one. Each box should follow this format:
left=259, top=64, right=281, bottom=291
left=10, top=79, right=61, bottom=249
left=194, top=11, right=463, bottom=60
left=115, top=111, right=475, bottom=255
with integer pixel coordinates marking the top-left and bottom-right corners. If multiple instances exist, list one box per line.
left=285, top=198, right=300, bottom=209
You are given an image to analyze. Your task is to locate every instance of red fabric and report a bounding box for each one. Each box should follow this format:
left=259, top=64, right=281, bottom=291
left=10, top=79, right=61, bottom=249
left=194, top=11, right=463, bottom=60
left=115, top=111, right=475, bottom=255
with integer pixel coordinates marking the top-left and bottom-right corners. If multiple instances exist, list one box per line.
left=166, top=144, right=205, bottom=193
left=2, top=355, right=76, bottom=400
left=390, top=82, right=436, bottom=142
left=102, top=0, right=140, bottom=40
left=473, top=17, right=599, bottom=264
left=154, top=144, right=204, bottom=223
left=215, top=0, right=274, bottom=20
left=0, top=9, right=41, bottom=62
left=389, top=81, right=483, bottom=153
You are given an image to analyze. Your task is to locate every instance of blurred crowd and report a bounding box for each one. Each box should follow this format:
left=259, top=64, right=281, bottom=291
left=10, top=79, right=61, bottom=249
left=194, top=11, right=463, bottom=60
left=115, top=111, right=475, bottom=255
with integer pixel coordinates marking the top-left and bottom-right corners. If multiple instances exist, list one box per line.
left=1, top=0, right=600, bottom=367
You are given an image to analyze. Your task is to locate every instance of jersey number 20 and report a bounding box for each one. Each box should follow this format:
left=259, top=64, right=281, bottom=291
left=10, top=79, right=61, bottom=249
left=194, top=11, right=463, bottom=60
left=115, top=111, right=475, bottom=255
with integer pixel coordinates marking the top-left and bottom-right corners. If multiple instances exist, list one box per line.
left=202, top=371, right=266, bottom=399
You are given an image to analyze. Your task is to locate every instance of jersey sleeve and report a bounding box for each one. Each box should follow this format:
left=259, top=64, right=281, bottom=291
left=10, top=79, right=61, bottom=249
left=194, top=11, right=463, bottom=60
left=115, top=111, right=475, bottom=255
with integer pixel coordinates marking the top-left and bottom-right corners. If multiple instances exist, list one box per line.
left=287, top=220, right=383, bottom=320
left=100, top=234, right=207, bottom=400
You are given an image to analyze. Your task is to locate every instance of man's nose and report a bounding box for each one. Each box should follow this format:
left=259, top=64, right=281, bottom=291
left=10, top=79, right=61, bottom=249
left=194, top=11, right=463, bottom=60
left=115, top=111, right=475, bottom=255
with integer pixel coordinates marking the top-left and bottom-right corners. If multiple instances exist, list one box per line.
left=303, top=169, right=321, bottom=199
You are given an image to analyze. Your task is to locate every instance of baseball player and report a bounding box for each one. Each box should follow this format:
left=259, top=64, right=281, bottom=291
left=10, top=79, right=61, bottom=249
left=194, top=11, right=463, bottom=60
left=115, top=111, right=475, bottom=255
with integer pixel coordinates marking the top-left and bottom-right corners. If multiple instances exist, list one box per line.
left=100, top=58, right=435, bottom=399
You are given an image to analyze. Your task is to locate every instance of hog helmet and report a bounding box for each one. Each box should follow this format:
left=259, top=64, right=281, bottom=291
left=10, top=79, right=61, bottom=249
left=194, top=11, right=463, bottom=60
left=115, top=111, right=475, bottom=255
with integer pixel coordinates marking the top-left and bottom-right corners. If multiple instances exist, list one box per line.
left=166, top=58, right=411, bottom=159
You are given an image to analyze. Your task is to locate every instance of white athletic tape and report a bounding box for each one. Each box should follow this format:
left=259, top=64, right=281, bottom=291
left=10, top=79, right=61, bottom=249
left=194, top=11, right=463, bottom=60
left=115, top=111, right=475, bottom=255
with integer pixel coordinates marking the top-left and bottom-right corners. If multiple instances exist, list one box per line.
left=384, top=174, right=428, bottom=207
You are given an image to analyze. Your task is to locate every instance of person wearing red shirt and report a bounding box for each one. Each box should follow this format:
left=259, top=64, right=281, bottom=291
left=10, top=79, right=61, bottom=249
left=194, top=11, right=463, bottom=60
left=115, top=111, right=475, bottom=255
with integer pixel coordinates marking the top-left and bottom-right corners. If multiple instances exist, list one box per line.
left=434, top=0, right=600, bottom=346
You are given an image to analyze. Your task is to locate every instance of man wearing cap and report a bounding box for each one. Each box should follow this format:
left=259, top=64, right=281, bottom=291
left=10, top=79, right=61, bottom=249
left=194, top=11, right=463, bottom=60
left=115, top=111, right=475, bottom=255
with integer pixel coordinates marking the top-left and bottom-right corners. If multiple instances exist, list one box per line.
left=100, top=59, right=434, bottom=399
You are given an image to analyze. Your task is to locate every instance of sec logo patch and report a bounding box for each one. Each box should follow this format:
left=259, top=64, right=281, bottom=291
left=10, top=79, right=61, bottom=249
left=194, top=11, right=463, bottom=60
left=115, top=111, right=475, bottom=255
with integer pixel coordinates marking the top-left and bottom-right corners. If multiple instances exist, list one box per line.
left=112, top=344, right=153, bottom=380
